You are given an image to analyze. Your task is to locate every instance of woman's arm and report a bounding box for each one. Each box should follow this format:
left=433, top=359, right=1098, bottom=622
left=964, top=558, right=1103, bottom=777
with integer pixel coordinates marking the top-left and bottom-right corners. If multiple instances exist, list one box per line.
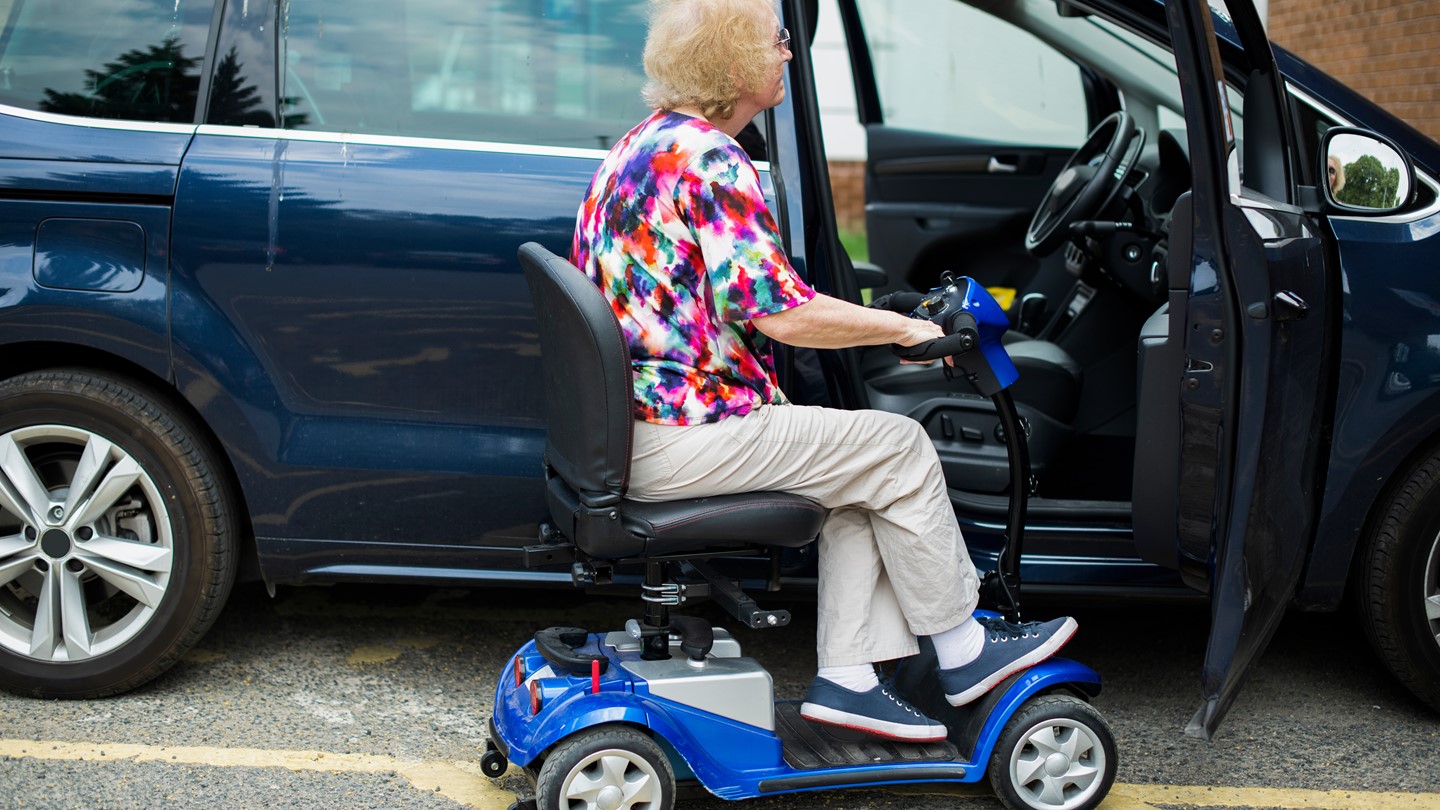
left=750, top=293, right=942, bottom=350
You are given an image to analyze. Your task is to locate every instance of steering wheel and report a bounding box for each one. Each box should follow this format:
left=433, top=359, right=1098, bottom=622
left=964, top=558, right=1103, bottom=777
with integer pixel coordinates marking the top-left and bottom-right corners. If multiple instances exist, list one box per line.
left=1024, top=111, right=1137, bottom=257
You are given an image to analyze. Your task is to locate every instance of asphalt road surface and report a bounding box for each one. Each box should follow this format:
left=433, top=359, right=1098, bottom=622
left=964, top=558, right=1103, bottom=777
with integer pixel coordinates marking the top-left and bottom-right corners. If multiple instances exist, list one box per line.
left=4, top=581, right=1439, bottom=809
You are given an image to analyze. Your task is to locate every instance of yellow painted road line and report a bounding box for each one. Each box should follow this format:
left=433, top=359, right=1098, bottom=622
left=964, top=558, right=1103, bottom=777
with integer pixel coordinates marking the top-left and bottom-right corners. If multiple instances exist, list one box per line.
left=1104, top=783, right=1440, bottom=809
left=5, top=738, right=1440, bottom=809
left=0, top=739, right=514, bottom=810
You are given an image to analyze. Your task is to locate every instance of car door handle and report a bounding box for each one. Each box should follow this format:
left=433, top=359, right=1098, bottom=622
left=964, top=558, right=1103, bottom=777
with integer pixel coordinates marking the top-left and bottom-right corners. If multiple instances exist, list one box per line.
left=987, top=156, right=1020, bottom=174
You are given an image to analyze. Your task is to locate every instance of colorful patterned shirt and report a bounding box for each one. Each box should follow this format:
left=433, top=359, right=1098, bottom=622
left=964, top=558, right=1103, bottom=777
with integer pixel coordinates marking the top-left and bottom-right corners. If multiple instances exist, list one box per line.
left=571, top=110, right=816, bottom=425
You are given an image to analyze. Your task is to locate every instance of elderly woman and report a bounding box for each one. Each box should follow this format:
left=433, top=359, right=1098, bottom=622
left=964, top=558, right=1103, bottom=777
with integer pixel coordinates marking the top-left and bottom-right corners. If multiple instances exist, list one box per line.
left=570, top=0, right=1075, bottom=742
left=1327, top=154, right=1347, bottom=196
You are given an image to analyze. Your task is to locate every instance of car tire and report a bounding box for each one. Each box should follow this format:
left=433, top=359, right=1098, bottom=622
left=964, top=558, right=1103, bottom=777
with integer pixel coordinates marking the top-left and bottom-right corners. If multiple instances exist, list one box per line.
left=535, top=724, right=675, bottom=810
left=0, top=369, right=237, bottom=698
left=988, top=693, right=1116, bottom=810
left=1357, top=450, right=1440, bottom=713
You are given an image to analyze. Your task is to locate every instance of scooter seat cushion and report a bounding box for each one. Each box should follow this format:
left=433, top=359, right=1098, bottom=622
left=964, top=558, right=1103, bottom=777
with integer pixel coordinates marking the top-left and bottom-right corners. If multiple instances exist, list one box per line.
left=620, top=491, right=825, bottom=557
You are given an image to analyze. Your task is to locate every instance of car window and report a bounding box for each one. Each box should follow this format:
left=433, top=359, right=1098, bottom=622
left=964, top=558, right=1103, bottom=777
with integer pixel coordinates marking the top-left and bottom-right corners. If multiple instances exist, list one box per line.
left=0, top=0, right=211, bottom=123
left=853, top=0, right=1088, bottom=147
left=248, top=0, right=650, bottom=150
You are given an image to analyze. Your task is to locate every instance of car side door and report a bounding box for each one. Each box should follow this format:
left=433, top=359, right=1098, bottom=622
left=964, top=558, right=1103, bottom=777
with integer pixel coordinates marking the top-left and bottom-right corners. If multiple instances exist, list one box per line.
left=168, top=0, right=651, bottom=571
left=1153, top=0, right=1335, bottom=737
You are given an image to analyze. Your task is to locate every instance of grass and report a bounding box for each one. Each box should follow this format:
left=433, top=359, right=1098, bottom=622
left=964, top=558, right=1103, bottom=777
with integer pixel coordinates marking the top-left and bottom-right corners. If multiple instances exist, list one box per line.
left=838, top=228, right=868, bottom=263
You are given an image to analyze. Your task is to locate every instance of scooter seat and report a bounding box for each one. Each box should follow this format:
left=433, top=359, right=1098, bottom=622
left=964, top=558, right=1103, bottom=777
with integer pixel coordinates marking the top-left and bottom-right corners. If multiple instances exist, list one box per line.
left=620, top=492, right=826, bottom=557
left=544, top=471, right=826, bottom=559
left=521, top=242, right=828, bottom=562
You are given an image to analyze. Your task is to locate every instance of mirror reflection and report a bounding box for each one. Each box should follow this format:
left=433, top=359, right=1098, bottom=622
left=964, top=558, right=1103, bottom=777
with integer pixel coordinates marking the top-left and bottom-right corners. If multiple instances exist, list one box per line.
left=1327, top=133, right=1409, bottom=211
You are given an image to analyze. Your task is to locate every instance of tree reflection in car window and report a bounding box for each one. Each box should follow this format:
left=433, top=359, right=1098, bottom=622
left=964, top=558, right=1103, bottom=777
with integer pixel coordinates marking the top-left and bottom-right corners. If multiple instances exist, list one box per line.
left=38, top=38, right=199, bottom=120
left=208, top=46, right=278, bottom=128
left=0, top=0, right=210, bottom=123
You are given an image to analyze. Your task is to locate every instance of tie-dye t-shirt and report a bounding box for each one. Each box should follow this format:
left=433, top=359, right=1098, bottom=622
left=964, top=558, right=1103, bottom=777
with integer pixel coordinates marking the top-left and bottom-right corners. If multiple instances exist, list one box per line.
left=570, top=110, right=816, bottom=425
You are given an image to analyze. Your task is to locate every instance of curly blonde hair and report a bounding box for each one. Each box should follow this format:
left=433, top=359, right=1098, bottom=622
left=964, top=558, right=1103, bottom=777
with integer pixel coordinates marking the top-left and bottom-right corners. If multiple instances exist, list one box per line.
left=642, top=0, right=781, bottom=121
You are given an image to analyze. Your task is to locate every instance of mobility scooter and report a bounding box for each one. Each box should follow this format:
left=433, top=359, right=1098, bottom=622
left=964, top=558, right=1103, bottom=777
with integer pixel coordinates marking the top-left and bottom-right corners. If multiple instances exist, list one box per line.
left=482, top=243, right=1117, bottom=810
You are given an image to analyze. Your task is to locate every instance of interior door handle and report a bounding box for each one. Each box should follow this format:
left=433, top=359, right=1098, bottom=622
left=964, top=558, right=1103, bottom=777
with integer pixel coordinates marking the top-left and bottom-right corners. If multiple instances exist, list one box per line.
left=987, top=156, right=1019, bottom=174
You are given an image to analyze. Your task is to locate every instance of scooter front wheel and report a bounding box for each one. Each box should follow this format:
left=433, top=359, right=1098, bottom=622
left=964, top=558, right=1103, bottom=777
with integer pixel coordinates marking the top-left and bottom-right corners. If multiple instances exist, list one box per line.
left=536, top=724, right=676, bottom=810
left=988, top=694, right=1117, bottom=810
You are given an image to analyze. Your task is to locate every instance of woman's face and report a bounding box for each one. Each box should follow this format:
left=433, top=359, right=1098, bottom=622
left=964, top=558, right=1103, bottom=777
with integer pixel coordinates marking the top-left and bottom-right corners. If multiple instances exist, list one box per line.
left=742, top=10, right=792, bottom=112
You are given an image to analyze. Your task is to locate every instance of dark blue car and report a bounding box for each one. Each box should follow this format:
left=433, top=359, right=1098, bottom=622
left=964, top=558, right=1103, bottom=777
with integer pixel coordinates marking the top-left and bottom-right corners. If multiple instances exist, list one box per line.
left=0, top=0, right=1434, bottom=737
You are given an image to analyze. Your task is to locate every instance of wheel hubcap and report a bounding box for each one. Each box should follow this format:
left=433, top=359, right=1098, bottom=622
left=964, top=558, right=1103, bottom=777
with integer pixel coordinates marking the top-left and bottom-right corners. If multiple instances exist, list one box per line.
left=561, top=749, right=663, bottom=810
left=1425, top=530, right=1440, bottom=650
left=1010, top=718, right=1106, bottom=810
left=596, top=785, right=623, bottom=810
left=0, top=425, right=173, bottom=662
left=40, top=529, right=71, bottom=559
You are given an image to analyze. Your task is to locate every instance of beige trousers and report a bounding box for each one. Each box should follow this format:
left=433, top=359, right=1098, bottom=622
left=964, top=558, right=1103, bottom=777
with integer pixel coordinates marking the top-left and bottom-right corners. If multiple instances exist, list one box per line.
left=628, top=404, right=980, bottom=667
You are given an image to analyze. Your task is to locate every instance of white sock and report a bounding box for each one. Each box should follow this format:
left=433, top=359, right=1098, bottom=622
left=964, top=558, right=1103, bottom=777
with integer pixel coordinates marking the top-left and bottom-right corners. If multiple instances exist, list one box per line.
left=816, top=664, right=880, bottom=692
left=931, top=617, right=986, bottom=670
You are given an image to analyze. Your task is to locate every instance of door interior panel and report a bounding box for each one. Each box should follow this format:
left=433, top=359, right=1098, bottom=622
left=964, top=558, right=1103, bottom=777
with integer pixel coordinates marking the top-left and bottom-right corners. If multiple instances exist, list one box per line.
left=865, top=125, right=1073, bottom=293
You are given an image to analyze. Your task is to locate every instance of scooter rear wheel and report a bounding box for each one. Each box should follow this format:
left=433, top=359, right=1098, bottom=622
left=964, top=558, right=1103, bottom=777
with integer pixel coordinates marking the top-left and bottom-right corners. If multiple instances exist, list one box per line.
left=988, top=694, right=1117, bottom=810
left=536, top=724, right=676, bottom=810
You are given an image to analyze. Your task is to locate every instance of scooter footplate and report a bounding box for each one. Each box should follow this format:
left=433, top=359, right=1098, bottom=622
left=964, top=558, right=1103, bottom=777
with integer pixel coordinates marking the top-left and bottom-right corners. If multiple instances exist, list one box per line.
left=773, top=702, right=959, bottom=770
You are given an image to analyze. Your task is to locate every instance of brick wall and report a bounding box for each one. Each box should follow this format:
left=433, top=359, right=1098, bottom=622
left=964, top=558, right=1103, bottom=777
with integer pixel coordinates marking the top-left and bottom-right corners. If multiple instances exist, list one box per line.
left=827, top=160, right=866, bottom=234
left=1267, top=0, right=1440, bottom=142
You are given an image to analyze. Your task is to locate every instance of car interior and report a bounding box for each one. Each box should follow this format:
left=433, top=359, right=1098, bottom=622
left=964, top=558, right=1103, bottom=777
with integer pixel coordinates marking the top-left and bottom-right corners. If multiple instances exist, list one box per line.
left=816, top=0, right=1431, bottom=543
left=821, top=0, right=1242, bottom=523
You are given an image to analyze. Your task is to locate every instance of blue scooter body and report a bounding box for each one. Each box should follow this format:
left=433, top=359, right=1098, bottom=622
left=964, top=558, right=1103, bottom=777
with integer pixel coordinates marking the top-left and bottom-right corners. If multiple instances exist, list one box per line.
left=487, top=279, right=1108, bottom=804
left=489, top=613, right=1101, bottom=800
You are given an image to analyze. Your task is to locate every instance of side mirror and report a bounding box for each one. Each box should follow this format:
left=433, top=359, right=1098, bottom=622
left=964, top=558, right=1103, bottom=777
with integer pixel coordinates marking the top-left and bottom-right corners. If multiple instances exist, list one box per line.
left=1321, top=127, right=1414, bottom=214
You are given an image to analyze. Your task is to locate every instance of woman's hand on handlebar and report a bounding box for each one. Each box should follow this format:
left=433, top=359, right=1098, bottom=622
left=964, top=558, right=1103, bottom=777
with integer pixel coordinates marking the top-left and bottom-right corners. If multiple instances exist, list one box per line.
left=894, top=319, right=952, bottom=365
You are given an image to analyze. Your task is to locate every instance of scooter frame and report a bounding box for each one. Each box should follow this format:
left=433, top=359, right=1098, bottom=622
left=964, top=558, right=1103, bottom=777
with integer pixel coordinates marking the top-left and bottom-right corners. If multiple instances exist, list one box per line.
left=484, top=277, right=1117, bottom=810
left=486, top=619, right=1101, bottom=801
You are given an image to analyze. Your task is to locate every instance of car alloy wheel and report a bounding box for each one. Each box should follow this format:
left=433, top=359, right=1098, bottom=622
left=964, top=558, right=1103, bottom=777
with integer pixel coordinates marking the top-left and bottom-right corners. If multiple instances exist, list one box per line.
left=0, top=424, right=173, bottom=661
left=0, top=370, right=237, bottom=699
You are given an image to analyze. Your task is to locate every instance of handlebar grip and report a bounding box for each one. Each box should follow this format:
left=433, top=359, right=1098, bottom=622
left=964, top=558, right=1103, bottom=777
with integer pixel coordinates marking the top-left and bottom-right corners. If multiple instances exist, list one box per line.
left=946, top=311, right=979, bottom=345
left=891, top=330, right=977, bottom=362
left=868, top=291, right=925, bottom=313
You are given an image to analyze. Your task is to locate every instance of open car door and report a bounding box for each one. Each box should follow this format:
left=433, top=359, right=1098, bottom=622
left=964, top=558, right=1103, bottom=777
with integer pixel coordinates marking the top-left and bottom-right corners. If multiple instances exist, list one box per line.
left=1142, top=0, right=1336, bottom=737
left=834, top=0, right=1114, bottom=302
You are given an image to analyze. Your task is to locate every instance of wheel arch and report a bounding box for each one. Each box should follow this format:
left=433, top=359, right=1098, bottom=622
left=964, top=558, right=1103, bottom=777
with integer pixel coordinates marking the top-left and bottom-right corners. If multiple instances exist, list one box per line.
left=526, top=697, right=783, bottom=797
left=972, top=662, right=1105, bottom=767
left=1350, top=426, right=1440, bottom=593
left=531, top=718, right=657, bottom=766
left=0, top=341, right=259, bottom=580
left=1300, top=391, right=1440, bottom=611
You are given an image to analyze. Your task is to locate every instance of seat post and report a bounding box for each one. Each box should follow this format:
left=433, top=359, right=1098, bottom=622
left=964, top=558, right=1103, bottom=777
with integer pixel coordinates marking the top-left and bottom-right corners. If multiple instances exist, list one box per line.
left=641, top=561, right=670, bottom=660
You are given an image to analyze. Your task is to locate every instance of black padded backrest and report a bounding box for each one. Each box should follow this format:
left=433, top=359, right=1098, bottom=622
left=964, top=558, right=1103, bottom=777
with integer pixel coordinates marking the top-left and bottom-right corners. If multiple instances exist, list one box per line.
left=518, top=242, right=633, bottom=499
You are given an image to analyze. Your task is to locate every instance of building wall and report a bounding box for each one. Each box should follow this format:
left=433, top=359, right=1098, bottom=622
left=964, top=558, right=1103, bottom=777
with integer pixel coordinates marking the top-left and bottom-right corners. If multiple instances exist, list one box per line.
left=827, top=161, right=866, bottom=233
left=1266, top=0, right=1439, bottom=143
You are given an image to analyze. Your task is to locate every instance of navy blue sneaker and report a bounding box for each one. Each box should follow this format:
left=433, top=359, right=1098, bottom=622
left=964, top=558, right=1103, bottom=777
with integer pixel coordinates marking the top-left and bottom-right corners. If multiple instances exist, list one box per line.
left=799, top=677, right=948, bottom=742
left=938, top=615, right=1078, bottom=706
